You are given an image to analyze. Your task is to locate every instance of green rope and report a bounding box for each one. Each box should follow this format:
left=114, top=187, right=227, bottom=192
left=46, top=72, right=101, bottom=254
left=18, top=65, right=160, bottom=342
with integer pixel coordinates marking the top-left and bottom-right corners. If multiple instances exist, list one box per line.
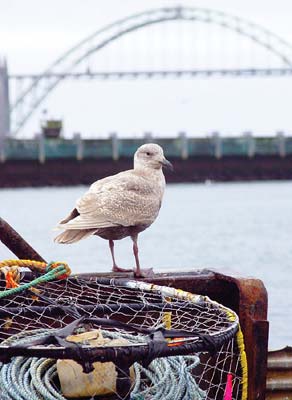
left=0, top=265, right=68, bottom=299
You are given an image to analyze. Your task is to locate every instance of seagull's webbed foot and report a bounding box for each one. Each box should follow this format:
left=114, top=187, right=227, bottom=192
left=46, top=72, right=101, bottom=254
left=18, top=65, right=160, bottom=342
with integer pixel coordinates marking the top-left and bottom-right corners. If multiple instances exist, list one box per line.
left=109, top=240, right=133, bottom=273
left=131, top=234, right=154, bottom=278
left=112, top=265, right=133, bottom=273
left=134, top=267, right=154, bottom=278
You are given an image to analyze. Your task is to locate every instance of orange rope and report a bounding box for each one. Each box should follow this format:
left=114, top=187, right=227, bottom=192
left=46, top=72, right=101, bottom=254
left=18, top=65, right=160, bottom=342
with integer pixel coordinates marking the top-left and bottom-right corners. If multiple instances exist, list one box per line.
left=5, top=271, right=19, bottom=289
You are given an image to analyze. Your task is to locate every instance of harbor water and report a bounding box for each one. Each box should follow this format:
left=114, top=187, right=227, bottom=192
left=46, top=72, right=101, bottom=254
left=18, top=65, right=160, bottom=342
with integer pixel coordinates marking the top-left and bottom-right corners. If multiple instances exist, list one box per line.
left=0, top=181, right=291, bottom=350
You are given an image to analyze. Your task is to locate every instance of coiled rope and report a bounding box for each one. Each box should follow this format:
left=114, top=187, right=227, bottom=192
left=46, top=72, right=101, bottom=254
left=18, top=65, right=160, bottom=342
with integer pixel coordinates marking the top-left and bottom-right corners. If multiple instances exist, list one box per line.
left=0, top=329, right=206, bottom=400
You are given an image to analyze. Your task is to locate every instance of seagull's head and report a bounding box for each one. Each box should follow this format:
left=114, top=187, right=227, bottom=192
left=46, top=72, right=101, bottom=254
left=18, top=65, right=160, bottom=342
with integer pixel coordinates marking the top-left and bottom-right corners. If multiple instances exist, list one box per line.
left=134, top=143, right=173, bottom=171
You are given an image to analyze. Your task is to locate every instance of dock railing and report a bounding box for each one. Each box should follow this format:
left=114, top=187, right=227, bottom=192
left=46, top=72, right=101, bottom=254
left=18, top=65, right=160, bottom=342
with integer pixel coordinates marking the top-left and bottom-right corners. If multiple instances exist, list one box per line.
left=0, top=132, right=291, bottom=162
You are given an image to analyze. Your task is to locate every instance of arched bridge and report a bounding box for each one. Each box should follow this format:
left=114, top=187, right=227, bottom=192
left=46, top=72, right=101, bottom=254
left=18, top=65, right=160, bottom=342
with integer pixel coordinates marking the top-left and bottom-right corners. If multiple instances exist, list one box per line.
left=3, top=6, right=292, bottom=136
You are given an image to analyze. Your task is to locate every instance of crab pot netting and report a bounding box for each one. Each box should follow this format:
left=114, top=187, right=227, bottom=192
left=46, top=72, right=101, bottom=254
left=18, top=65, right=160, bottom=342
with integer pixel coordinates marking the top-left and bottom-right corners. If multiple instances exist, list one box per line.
left=0, top=274, right=247, bottom=400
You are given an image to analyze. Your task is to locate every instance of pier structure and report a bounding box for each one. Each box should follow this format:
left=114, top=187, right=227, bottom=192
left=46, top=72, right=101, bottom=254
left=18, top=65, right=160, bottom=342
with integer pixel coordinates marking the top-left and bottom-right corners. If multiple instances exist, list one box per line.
left=0, top=133, right=292, bottom=187
left=0, top=133, right=291, bottom=163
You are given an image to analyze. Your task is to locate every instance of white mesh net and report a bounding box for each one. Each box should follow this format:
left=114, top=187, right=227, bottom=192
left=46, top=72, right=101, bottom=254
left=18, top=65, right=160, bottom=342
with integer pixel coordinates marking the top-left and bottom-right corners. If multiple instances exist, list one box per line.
left=0, top=274, right=247, bottom=400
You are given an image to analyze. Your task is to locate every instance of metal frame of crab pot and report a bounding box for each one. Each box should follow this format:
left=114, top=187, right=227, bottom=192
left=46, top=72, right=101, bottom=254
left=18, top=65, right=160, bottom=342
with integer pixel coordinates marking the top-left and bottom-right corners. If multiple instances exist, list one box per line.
left=64, top=269, right=267, bottom=400
left=143, top=270, right=268, bottom=400
left=0, top=268, right=268, bottom=399
left=0, top=219, right=269, bottom=399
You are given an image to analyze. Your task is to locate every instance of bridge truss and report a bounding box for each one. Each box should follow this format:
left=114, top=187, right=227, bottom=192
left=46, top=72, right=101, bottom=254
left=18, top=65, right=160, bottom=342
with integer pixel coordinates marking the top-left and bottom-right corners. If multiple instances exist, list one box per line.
left=7, top=6, right=292, bottom=136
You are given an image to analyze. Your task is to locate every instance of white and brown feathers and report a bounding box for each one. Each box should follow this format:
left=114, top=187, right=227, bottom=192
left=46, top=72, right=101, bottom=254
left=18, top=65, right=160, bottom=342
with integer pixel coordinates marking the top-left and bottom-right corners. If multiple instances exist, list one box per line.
left=54, top=144, right=172, bottom=277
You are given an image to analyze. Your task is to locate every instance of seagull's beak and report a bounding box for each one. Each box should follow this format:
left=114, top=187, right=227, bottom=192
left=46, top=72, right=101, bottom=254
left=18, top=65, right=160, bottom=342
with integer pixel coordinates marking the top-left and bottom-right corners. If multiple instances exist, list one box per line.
left=161, top=157, right=174, bottom=171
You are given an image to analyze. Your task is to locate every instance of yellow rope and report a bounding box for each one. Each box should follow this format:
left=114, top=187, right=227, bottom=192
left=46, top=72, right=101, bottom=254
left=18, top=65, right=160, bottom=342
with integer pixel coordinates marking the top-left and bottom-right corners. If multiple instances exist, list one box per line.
left=0, top=259, right=45, bottom=269
left=163, top=297, right=172, bottom=343
left=225, top=309, right=248, bottom=400
left=236, top=327, right=248, bottom=400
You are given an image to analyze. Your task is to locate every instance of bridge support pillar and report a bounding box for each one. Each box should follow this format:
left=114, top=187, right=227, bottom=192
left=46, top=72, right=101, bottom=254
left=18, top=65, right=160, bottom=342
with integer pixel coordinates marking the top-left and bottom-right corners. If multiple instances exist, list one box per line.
left=0, top=58, right=10, bottom=158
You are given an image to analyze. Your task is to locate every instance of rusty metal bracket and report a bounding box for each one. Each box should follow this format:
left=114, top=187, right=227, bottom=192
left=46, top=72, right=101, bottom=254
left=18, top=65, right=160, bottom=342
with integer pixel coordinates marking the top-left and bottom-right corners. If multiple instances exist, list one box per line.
left=0, top=217, right=45, bottom=262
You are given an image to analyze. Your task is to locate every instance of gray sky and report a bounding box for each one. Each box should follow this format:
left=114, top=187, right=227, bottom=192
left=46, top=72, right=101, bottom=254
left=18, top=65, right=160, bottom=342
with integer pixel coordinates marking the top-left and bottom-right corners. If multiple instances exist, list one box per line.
left=1, top=0, right=292, bottom=137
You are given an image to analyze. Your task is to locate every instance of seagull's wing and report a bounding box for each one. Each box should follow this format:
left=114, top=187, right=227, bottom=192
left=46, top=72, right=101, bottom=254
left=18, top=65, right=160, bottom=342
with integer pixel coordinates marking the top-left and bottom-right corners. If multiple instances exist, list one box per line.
left=57, top=171, right=162, bottom=231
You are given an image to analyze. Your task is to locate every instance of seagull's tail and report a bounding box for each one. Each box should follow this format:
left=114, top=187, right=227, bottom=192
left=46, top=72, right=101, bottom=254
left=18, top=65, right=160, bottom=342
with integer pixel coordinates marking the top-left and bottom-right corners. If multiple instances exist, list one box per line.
left=54, top=229, right=97, bottom=244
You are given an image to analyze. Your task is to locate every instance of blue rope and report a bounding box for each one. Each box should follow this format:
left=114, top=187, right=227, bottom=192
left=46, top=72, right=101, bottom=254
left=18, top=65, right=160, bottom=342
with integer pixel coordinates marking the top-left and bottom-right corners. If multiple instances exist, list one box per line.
left=0, top=329, right=207, bottom=400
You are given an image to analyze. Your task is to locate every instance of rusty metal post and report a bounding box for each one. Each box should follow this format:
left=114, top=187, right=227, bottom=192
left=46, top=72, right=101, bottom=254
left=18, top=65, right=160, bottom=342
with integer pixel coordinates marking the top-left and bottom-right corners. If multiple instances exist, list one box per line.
left=0, top=217, right=45, bottom=262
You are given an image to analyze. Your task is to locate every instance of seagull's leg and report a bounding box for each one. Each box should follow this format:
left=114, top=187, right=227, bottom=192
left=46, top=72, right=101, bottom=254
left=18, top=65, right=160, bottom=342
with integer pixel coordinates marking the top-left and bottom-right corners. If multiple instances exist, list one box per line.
left=131, top=234, right=153, bottom=278
left=109, top=240, right=132, bottom=273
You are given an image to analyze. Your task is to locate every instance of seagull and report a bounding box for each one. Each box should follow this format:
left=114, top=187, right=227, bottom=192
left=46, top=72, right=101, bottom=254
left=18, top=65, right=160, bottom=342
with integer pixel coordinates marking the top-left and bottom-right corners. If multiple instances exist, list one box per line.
left=54, top=143, right=173, bottom=277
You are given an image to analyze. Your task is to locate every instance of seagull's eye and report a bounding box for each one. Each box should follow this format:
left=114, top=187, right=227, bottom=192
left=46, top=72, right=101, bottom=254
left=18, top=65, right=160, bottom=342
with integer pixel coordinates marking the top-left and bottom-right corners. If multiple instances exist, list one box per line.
left=146, top=152, right=151, bottom=156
